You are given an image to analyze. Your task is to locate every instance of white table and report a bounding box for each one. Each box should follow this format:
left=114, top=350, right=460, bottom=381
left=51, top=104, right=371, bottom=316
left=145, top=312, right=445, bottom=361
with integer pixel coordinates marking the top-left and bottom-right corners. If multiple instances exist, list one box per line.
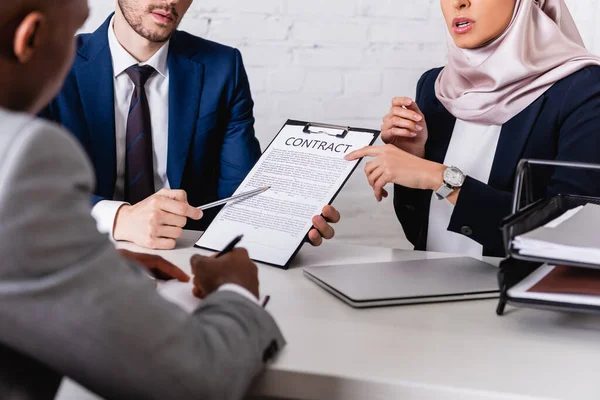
left=57, top=231, right=600, bottom=400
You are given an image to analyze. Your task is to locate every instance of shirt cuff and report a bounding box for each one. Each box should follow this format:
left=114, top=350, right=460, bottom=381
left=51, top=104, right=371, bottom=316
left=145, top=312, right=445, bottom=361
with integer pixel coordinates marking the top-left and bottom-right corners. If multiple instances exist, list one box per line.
left=218, top=284, right=260, bottom=305
left=91, top=200, right=129, bottom=241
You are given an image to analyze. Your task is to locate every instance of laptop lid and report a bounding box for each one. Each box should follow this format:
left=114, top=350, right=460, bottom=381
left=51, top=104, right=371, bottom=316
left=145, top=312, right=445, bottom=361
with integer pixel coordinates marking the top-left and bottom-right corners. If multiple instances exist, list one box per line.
left=303, top=257, right=499, bottom=307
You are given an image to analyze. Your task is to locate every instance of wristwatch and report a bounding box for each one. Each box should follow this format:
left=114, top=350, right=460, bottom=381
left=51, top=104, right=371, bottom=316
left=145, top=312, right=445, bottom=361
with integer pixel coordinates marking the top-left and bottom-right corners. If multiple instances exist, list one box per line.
left=435, top=166, right=465, bottom=200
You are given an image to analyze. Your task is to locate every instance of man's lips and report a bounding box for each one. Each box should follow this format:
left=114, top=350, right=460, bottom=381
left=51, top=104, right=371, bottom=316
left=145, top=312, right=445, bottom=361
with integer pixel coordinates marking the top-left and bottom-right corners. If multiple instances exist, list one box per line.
left=151, top=10, right=175, bottom=23
left=452, top=17, right=475, bottom=34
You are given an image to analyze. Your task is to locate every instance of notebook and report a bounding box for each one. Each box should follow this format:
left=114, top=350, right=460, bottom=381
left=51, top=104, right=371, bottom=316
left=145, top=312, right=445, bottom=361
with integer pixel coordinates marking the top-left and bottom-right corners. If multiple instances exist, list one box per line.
left=508, top=264, right=600, bottom=307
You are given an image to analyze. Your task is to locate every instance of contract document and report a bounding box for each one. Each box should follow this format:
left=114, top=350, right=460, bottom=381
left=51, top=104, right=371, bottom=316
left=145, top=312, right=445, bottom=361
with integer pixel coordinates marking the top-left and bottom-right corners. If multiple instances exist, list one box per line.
left=195, top=120, right=379, bottom=268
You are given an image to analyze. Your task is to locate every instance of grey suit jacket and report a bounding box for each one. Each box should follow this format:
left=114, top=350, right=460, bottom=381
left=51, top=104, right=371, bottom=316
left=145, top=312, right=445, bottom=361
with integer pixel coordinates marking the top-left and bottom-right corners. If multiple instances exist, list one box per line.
left=0, top=109, right=285, bottom=400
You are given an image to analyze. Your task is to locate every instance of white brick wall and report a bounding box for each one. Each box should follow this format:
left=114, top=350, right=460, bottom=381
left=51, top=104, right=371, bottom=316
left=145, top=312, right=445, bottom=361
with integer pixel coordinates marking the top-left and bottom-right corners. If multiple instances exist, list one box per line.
left=82, top=0, right=600, bottom=248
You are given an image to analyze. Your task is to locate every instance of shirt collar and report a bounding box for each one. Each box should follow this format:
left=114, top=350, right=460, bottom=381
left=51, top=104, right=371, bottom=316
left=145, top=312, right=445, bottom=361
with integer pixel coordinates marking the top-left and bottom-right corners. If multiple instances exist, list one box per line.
left=107, top=16, right=169, bottom=79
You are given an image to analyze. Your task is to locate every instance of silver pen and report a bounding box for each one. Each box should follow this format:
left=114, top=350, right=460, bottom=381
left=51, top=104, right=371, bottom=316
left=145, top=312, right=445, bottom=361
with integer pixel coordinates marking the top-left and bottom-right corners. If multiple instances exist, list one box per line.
left=197, top=186, right=271, bottom=210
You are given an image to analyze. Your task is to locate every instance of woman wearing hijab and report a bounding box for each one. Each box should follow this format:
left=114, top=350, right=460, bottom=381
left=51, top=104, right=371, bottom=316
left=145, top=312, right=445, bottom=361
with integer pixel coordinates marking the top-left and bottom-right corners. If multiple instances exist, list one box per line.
left=346, top=0, right=600, bottom=257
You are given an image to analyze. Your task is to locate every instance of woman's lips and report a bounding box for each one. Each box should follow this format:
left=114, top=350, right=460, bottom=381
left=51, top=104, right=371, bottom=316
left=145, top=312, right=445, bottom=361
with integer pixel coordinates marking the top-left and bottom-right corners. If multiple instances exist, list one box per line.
left=452, top=17, right=475, bottom=34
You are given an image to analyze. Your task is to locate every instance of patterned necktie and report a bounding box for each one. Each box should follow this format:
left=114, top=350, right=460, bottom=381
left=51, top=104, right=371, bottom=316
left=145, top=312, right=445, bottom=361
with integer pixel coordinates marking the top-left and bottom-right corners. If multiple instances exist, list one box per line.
left=124, top=65, right=156, bottom=204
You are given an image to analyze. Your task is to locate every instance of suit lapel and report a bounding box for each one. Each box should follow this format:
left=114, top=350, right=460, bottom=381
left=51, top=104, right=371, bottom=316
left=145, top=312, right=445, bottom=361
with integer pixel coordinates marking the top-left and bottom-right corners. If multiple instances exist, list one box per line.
left=74, top=17, right=117, bottom=197
left=488, top=95, right=546, bottom=189
left=167, top=35, right=204, bottom=189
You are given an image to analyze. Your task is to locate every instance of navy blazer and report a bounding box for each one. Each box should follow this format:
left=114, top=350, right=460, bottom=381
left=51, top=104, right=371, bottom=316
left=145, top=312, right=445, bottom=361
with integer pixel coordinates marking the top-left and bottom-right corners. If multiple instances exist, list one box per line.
left=41, top=15, right=261, bottom=229
left=394, top=66, right=600, bottom=257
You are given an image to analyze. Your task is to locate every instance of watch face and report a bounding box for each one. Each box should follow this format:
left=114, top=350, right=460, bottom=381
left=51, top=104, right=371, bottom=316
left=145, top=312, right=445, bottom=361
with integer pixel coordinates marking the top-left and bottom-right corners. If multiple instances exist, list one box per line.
left=444, top=167, right=465, bottom=187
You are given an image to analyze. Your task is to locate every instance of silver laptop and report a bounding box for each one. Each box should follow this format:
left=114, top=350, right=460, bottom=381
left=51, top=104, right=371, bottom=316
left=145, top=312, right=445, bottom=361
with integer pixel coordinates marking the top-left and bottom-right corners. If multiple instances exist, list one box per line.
left=303, top=257, right=499, bottom=308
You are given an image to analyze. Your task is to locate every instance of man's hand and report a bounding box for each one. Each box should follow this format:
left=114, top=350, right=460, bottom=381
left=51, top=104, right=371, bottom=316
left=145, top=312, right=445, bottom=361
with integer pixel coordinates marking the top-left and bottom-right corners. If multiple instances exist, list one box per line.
left=191, top=248, right=259, bottom=299
left=119, top=249, right=190, bottom=282
left=307, top=205, right=341, bottom=247
left=113, top=189, right=202, bottom=250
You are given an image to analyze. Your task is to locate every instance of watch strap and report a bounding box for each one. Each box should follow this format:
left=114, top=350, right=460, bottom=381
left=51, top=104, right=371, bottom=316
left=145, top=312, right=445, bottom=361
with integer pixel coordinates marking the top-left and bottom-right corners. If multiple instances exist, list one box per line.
left=435, top=183, right=454, bottom=200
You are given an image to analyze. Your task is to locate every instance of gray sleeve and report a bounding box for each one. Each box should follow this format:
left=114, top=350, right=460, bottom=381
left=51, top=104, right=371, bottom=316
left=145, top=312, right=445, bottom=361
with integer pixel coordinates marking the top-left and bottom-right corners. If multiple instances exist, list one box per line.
left=0, top=120, right=285, bottom=400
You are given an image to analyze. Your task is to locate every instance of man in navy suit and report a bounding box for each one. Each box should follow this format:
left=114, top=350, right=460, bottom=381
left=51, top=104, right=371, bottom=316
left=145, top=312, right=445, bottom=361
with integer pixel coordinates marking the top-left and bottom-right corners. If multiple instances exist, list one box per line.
left=42, top=0, right=339, bottom=249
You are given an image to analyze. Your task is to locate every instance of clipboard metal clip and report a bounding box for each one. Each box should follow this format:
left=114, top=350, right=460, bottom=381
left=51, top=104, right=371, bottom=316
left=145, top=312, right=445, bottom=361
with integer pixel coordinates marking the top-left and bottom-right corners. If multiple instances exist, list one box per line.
left=303, top=122, right=349, bottom=139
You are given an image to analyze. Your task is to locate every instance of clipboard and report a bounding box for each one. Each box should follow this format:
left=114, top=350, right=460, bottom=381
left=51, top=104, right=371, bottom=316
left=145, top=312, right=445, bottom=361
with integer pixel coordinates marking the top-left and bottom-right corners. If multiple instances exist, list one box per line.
left=194, top=119, right=380, bottom=269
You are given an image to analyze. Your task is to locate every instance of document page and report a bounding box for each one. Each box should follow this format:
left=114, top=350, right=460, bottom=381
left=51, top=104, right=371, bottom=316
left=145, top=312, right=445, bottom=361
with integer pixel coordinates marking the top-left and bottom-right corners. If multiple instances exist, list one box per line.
left=196, top=123, right=377, bottom=267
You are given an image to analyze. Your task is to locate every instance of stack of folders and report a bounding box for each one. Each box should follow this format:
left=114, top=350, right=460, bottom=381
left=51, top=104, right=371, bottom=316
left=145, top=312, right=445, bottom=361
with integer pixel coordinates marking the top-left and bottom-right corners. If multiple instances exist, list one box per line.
left=509, top=203, right=600, bottom=305
left=513, top=203, right=600, bottom=265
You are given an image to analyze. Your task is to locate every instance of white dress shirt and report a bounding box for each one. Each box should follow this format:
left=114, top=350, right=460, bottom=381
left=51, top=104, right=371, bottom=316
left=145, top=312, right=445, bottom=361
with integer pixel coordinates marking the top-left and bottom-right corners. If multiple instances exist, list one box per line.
left=426, top=120, right=502, bottom=257
left=91, top=17, right=171, bottom=236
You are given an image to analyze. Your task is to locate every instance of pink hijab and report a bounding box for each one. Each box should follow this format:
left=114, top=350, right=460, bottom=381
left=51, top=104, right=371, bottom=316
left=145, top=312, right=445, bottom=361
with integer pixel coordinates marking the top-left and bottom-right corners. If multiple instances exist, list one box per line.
left=435, top=0, right=600, bottom=125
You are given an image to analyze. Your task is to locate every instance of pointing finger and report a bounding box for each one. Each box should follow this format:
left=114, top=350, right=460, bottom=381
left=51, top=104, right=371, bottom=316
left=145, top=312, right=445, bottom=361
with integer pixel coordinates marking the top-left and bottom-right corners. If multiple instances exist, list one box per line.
left=344, top=146, right=382, bottom=161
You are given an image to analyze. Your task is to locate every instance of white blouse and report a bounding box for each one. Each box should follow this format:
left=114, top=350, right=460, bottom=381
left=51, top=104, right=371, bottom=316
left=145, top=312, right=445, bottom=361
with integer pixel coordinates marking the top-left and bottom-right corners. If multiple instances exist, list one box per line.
left=426, top=120, right=502, bottom=257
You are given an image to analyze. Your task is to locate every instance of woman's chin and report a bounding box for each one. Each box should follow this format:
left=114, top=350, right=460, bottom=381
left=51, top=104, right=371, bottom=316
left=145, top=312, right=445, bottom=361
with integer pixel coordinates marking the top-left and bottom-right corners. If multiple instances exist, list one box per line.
left=453, top=36, right=488, bottom=50
left=451, top=30, right=504, bottom=50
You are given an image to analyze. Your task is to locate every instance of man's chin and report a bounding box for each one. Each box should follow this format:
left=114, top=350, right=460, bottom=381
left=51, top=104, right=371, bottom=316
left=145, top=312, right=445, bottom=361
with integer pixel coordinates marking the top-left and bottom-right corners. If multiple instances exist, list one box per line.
left=140, top=28, right=174, bottom=43
left=134, top=17, right=176, bottom=43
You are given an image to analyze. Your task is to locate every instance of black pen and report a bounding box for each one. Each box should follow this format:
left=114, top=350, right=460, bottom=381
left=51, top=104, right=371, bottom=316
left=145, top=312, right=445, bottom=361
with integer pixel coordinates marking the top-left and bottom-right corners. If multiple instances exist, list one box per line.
left=216, top=235, right=244, bottom=258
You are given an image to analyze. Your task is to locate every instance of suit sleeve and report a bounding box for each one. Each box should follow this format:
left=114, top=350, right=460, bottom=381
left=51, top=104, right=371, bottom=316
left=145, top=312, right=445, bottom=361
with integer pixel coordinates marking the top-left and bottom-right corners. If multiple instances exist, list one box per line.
left=448, top=68, right=600, bottom=254
left=0, top=121, right=285, bottom=400
left=218, top=49, right=262, bottom=199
